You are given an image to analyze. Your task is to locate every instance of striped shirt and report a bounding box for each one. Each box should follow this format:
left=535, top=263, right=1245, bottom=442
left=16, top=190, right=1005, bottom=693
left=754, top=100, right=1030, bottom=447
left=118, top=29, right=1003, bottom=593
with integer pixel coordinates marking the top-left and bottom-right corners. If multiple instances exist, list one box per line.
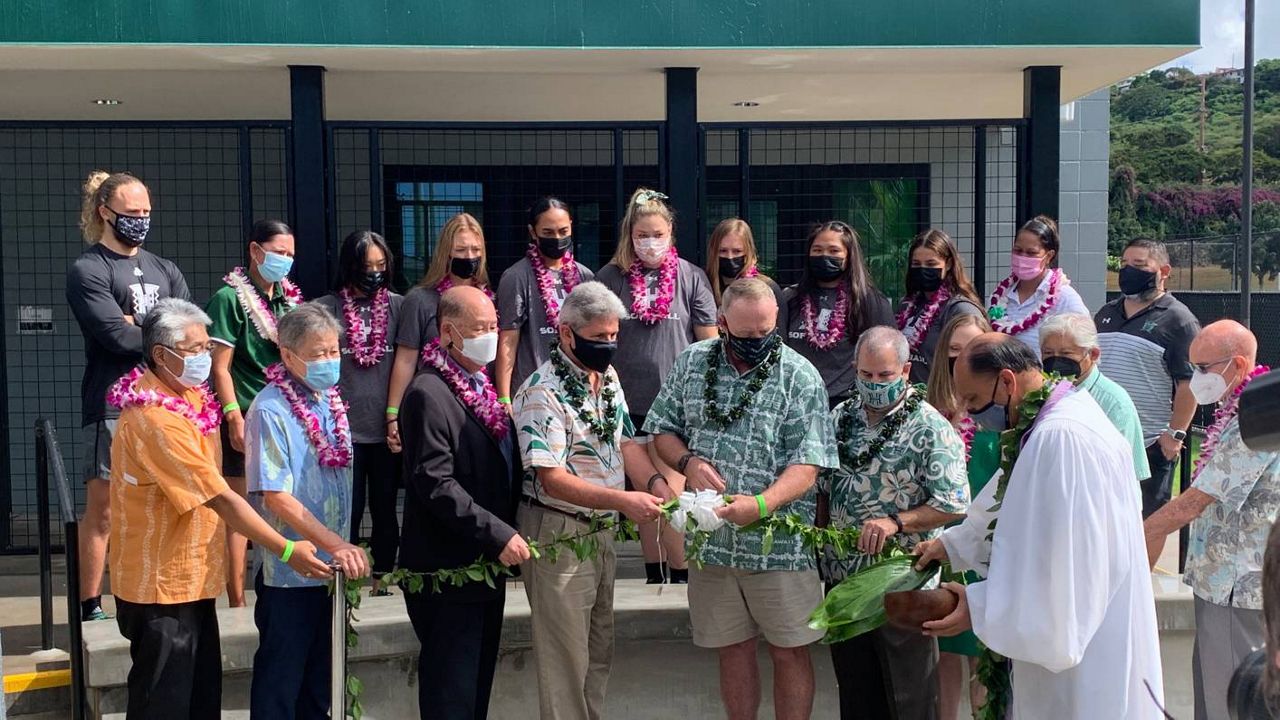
left=1094, top=293, right=1200, bottom=446
left=109, top=370, right=229, bottom=604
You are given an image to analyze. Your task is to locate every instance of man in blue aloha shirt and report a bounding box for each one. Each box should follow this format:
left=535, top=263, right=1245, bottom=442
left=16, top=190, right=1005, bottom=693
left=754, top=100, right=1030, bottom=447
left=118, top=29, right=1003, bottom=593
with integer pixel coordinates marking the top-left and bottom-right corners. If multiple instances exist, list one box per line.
left=819, top=325, right=968, bottom=720
left=246, top=303, right=369, bottom=718
left=647, top=278, right=837, bottom=720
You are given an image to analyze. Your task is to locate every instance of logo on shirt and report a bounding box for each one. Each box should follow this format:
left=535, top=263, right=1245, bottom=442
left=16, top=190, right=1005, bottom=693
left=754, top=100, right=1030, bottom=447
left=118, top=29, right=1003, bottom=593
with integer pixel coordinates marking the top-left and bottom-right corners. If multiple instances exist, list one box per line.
left=1142, top=320, right=1159, bottom=334
left=129, top=282, right=160, bottom=320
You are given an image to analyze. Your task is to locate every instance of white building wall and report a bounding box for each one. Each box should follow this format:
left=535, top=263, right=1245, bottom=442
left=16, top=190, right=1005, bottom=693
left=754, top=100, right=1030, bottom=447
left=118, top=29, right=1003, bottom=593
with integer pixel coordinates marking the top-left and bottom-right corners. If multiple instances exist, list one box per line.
left=1058, top=88, right=1111, bottom=310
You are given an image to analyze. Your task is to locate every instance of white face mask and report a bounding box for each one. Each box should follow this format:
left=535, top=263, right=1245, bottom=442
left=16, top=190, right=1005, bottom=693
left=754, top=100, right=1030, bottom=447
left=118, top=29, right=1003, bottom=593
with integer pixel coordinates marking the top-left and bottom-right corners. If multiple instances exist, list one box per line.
left=635, top=237, right=671, bottom=265
left=1189, top=368, right=1230, bottom=405
left=453, top=329, right=498, bottom=366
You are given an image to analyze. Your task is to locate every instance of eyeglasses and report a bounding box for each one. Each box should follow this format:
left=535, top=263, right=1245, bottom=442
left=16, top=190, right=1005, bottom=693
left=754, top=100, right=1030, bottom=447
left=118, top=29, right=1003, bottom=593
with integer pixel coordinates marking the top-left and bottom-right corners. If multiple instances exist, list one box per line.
left=169, top=342, right=215, bottom=356
left=1191, top=356, right=1234, bottom=374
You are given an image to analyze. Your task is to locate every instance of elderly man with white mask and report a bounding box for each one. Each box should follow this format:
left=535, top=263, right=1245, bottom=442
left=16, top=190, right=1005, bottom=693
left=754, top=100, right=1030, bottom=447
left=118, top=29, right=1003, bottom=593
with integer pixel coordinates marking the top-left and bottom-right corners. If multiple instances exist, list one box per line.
left=1144, top=320, right=1280, bottom=720
left=1039, top=313, right=1150, bottom=483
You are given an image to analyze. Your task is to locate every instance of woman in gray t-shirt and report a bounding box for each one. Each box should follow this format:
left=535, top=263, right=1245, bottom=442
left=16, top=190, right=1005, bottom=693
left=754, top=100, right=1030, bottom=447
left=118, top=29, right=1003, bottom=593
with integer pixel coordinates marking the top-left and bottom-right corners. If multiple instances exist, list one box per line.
left=781, top=221, right=893, bottom=408
left=597, top=188, right=718, bottom=584
left=895, top=229, right=984, bottom=385
left=496, top=197, right=595, bottom=404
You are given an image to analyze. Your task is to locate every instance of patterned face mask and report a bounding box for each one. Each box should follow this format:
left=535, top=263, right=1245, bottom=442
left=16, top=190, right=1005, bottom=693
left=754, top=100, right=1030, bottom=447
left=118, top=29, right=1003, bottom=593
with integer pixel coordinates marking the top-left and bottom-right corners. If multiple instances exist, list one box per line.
left=107, top=208, right=150, bottom=247
left=856, top=376, right=906, bottom=410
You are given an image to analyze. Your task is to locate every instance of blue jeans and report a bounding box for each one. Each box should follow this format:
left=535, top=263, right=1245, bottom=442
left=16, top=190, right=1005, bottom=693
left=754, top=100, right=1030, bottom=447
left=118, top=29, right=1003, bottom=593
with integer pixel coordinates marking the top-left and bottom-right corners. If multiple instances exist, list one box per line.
left=250, top=573, right=332, bottom=720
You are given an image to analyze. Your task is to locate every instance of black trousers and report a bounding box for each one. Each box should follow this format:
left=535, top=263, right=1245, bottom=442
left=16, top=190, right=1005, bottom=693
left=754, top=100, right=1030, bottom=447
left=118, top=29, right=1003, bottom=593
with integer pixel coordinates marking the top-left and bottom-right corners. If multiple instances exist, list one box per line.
left=350, top=442, right=402, bottom=573
left=249, top=573, right=332, bottom=720
left=1142, top=442, right=1177, bottom=518
left=829, top=622, right=939, bottom=720
left=115, top=597, right=222, bottom=720
left=404, top=588, right=506, bottom=720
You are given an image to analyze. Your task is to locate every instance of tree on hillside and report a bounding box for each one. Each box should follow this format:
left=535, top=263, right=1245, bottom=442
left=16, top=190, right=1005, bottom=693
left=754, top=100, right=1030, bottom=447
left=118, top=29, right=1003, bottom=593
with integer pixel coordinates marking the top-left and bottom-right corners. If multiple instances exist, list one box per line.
left=1114, top=84, right=1173, bottom=122
left=1257, top=59, right=1280, bottom=95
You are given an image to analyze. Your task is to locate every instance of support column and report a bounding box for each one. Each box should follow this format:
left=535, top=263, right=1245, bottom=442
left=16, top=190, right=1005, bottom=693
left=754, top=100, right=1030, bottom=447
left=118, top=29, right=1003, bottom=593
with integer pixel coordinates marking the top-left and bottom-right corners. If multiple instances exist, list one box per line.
left=1022, top=66, right=1061, bottom=224
left=288, top=65, right=329, bottom=297
left=664, top=67, right=700, bottom=261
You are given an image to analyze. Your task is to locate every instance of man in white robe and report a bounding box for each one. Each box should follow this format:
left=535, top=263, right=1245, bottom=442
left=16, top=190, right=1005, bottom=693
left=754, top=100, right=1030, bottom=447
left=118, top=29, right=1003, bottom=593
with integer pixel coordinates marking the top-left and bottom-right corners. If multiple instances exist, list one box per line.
left=914, top=332, right=1165, bottom=719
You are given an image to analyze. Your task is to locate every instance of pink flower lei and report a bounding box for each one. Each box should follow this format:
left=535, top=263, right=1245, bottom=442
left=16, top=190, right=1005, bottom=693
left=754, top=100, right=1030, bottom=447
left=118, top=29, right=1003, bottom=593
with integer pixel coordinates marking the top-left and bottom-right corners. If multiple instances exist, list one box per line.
left=1193, top=364, right=1271, bottom=480
left=264, top=363, right=353, bottom=468
left=955, top=414, right=976, bottom=462
left=421, top=338, right=510, bottom=440
left=224, top=267, right=303, bottom=345
left=107, top=366, right=222, bottom=435
left=896, top=286, right=953, bottom=351
left=986, top=269, right=1063, bottom=336
left=435, top=275, right=496, bottom=306
left=800, top=285, right=850, bottom=350
left=628, top=247, right=680, bottom=325
left=742, top=265, right=760, bottom=279
left=339, top=287, right=391, bottom=368
left=528, top=243, right=582, bottom=330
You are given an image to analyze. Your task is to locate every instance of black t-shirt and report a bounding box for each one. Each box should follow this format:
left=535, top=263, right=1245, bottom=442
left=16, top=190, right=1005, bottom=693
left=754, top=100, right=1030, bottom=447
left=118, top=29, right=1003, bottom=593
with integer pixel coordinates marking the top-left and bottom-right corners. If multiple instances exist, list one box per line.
left=66, top=244, right=191, bottom=426
left=780, top=285, right=894, bottom=402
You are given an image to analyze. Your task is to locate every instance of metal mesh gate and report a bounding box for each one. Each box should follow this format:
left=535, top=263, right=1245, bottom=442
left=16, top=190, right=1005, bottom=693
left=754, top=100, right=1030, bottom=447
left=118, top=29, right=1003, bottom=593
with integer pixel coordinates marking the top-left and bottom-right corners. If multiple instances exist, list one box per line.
left=0, top=123, right=289, bottom=551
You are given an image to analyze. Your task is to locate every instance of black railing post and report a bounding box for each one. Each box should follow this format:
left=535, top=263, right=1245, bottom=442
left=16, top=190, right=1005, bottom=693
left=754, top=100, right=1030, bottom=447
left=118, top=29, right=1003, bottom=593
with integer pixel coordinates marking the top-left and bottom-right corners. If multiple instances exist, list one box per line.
left=1177, top=433, right=1194, bottom=574
left=35, top=420, right=54, bottom=651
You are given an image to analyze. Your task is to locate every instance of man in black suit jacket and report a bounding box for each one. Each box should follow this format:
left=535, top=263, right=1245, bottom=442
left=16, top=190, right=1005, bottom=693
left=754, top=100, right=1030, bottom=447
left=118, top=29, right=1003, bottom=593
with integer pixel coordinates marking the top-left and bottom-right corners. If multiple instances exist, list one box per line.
left=399, top=286, right=530, bottom=720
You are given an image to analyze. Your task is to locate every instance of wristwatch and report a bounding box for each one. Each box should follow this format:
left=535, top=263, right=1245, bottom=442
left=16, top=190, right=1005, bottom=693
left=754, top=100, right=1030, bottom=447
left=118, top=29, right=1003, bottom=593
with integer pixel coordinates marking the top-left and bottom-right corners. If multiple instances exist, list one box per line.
left=887, top=513, right=904, bottom=535
left=676, top=452, right=697, bottom=474
left=1165, top=428, right=1188, bottom=442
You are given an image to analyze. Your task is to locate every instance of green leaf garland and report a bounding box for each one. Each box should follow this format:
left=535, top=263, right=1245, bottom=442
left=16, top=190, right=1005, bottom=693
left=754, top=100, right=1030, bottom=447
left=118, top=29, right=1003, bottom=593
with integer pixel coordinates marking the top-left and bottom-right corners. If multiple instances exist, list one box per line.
left=550, top=345, right=621, bottom=443
left=702, top=338, right=783, bottom=428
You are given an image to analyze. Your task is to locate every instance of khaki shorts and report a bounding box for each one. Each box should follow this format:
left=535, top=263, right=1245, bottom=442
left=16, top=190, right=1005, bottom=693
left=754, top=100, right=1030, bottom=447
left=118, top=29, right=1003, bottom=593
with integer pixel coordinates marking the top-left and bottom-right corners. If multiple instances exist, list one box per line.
left=687, top=564, right=824, bottom=649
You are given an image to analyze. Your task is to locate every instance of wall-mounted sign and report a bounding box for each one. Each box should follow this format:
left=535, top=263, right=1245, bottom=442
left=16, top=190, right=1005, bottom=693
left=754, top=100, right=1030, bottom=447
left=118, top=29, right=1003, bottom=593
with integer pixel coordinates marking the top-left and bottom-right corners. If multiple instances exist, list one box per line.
left=18, top=306, right=54, bottom=335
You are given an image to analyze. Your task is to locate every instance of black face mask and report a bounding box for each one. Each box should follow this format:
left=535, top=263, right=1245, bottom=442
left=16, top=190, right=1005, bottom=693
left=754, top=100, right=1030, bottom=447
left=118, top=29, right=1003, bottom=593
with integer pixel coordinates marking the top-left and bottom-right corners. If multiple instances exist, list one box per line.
left=719, top=256, right=747, bottom=279
left=358, top=271, right=387, bottom=295
left=1042, top=356, right=1083, bottom=379
left=907, top=266, right=944, bottom=294
left=726, top=329, right=780, bottom=368
left=1118, top=266, right=1158, bottom=298
left=969, top=378, right=1009, bottom=432
left=450, top=256, right=481, bottom=280
left=808, top=255, right=845, bottom=282
left=570, top=332, right=617, bottom=373
left=538, top=235, right=573, bottom=260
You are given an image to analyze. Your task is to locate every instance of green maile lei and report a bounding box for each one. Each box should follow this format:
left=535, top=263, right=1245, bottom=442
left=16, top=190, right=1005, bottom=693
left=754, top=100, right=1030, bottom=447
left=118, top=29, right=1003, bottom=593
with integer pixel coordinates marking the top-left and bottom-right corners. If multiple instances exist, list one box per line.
left=702, top=338, right=783, bottom=428
left=835, top=385, right=926, bottom=471
left=973, top=376, right=1066, bottom=720
left=549, top=344, right=620, bottom=443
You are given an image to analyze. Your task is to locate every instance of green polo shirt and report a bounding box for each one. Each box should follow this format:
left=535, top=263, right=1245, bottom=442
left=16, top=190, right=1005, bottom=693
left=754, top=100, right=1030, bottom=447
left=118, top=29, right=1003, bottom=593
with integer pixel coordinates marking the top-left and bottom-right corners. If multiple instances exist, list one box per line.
left=206, top=282, right=295, bottom=409
left=1078, top=367, right=1152, bottom=483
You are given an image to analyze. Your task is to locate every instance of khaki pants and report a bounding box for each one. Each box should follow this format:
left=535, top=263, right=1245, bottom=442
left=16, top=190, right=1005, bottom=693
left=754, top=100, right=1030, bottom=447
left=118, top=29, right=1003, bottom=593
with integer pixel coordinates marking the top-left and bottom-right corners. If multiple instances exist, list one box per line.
left=518, top=504, right=617, bottom=720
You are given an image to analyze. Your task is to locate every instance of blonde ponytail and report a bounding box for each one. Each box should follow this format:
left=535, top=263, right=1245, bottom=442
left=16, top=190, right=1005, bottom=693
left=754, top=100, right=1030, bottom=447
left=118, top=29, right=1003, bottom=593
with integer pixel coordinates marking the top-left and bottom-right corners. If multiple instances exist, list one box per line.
left=609, top=187, right=675, bottom=269
left=79, top=170, right=143, bottom=243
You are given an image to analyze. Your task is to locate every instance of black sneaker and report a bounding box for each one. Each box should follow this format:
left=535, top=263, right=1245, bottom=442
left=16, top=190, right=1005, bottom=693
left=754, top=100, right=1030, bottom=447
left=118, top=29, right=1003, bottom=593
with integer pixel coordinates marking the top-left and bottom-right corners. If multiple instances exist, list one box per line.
left=83, top=605, right=111, bottom=622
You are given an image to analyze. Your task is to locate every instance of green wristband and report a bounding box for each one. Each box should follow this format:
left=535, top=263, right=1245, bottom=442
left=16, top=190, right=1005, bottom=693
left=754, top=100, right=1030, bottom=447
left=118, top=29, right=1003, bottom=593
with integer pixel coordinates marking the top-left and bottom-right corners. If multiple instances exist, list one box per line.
left=755, top=494, right=769, bottom=518
left=497, top=396, right=512, bottom=405
left=280, top=539, right=295, bottom=563
left=385, top=406, right=399, bottom=417
left=222, top=402, right=241, bottom=414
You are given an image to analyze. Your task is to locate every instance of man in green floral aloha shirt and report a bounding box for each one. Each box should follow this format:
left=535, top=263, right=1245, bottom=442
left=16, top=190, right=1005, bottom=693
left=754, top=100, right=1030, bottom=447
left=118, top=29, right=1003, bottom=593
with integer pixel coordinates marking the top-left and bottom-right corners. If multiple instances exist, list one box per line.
left=818, top=325, right=968, bottom=720
left=646, top=278, right=837, bottom=720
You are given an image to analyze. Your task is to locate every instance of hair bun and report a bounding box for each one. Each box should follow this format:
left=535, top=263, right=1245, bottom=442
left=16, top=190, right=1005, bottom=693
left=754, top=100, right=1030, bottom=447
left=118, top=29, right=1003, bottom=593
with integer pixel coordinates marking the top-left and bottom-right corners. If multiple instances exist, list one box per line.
left=83, top=170, right=111, bottom=198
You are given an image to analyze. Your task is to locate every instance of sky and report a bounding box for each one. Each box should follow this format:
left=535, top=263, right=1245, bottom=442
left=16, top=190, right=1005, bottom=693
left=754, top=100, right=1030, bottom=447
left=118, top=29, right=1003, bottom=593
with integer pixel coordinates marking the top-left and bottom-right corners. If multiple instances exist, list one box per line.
left=1163, top=0, right=1279, bottom=72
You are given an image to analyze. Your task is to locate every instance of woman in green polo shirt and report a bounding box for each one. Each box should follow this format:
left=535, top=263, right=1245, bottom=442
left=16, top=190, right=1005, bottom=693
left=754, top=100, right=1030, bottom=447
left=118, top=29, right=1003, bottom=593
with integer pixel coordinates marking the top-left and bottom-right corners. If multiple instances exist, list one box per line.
left=925, top=312, right=998, bottom=720
left=206, top=219, right=302, bottom=607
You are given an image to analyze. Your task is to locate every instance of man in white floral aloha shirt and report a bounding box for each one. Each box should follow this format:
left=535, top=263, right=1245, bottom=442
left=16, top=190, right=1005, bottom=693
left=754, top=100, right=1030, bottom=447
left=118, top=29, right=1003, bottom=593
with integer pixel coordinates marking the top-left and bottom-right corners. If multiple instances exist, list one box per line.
left=646, top=278, right=838, bottom=720
left=513, top=281, right=670, bottom=720
left=1144, top=320, right=1280, bottom=720
left=818, top=325, right=968, bottom=720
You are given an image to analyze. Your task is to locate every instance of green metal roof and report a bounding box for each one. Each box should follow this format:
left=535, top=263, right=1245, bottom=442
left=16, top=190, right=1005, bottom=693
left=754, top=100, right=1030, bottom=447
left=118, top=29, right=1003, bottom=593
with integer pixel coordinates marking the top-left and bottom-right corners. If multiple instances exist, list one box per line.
left=0, top=0, right=1198, bottom=49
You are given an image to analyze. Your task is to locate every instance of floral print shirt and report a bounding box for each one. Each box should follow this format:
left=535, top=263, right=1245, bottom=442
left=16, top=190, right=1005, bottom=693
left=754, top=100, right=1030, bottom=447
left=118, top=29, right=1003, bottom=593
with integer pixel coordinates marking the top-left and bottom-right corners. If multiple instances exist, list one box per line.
left=645, top=339, right=838, bottom=572
left=514, top=347, right=635, bottom=516
left=820, top=387, right=970, bottom=582
left=246, top=382, right=353, bottom=588
left=1184, top=416, right=1280, bottom=610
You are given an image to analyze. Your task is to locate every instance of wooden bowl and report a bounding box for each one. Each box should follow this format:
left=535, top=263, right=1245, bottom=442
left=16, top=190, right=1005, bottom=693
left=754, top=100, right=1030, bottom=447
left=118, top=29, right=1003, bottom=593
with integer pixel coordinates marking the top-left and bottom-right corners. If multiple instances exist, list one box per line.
left=883, top=588, right=959, bottom=631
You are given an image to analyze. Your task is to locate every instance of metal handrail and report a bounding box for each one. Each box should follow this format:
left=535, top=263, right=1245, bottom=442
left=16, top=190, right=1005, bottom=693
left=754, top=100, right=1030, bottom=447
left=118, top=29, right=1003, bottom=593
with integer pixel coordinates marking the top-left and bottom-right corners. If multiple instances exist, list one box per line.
left=1176, top=424, right=1207, bottom=575
left=35, top=418, right=86, bottom=720
left=331, top=565, right=347, bottom=718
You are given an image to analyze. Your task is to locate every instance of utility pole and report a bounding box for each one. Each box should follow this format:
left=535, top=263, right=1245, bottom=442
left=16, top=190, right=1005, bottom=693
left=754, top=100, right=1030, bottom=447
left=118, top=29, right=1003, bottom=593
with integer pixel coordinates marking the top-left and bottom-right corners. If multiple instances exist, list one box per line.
left=1200, top=74, right=1209, bottom=183
left=1241, top=0, right=1255, bottom=326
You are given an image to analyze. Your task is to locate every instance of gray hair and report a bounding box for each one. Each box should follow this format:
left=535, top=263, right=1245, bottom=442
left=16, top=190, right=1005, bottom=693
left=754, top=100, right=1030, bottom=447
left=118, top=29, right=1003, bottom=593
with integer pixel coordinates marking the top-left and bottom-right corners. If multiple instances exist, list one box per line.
left=853, top=325, right=909, bottom=366
left=142, top=298, right=211, bottom=367
left=560, top=281, right=628, bottom=330
left=1038, top=312, right=1099, bottom=352
left=720, top=277, right=776, bottom=314
left=277, top=302, right=341, bottom=351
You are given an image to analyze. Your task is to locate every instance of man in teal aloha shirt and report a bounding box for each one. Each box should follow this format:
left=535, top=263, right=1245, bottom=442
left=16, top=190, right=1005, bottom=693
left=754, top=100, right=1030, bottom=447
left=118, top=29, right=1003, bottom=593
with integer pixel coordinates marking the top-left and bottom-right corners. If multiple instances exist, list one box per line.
left=818, top=325, right=968, bottom=720
left=646, top=278, right=837, bottom=720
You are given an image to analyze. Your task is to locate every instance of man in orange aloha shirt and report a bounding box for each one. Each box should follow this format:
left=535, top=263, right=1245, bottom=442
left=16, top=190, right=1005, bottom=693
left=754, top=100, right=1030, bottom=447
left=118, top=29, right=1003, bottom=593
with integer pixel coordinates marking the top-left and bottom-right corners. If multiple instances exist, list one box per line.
left=109, top=298, right=329, bottom=720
